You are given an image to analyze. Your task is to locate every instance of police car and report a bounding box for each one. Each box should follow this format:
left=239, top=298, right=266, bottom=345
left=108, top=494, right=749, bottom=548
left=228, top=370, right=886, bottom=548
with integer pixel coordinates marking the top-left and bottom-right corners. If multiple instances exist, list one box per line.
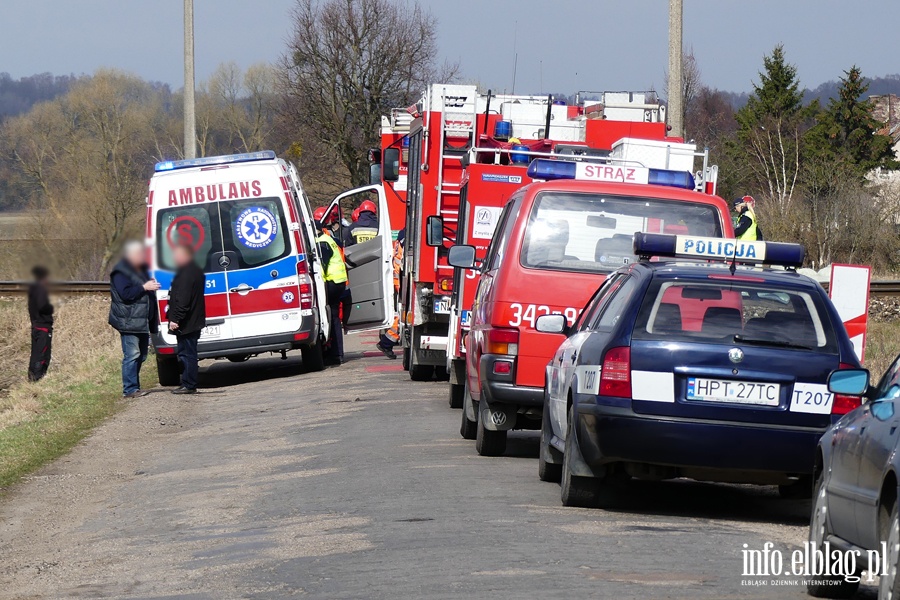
left=535, top=233, right=864, bottom=508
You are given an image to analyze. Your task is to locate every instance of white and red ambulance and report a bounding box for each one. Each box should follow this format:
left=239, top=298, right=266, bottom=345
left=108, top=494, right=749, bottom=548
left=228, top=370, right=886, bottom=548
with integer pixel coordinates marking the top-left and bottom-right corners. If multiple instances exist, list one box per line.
left=147, top=151, right=394, bottom=385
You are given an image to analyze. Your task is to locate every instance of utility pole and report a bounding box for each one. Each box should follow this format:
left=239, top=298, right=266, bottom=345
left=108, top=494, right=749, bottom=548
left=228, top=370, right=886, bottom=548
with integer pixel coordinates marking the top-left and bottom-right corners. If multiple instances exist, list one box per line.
left=667, top=0, right=684, bottom=139
left=183, top=0, right=197, bottom=159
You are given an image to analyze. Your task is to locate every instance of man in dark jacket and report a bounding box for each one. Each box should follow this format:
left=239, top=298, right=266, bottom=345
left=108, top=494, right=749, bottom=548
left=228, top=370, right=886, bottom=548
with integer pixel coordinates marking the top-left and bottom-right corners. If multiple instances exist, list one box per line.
left=166, top=242, right=206, bottom=394
left=108, top=241, right=160, bottom=398
left=27, top=265, right=54, bottom=381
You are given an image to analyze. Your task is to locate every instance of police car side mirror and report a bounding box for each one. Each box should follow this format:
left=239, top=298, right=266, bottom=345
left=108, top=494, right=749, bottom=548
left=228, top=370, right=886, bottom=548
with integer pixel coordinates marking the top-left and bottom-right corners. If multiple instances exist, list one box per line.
left=426, top=215, right=443, bottom=247
left=827, top=369, right=870, bottom=397
left=535, top=314, right=568, bottom=335
left=448, top=244, right=476, bottom=269
left=382, top=148, right=400, bottom=182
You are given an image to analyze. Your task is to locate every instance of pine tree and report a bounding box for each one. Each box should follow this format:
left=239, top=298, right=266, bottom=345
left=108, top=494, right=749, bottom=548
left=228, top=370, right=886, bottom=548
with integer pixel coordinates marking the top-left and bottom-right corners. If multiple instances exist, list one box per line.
left=737, top=44, right=804, bottom=128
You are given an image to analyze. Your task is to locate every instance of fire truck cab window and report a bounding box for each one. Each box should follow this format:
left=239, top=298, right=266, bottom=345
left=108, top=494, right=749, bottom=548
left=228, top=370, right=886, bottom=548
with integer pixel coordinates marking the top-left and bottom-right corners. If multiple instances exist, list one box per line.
left=521, top=192, right=723, bottom=274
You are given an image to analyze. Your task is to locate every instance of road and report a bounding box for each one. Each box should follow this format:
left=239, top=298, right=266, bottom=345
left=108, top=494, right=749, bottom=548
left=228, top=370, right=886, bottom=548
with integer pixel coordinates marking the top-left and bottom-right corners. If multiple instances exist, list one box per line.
left=0, top=333, right=878, bottom=599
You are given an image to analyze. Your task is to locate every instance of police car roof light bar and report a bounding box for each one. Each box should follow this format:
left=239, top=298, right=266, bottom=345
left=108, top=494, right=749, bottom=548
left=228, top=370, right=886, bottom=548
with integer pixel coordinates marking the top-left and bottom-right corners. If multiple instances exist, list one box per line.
left=526, top=159, right=696, bottom=191
left=633, top=232, right=806, bottom=269
left=155, top=150, right=277, bottom=173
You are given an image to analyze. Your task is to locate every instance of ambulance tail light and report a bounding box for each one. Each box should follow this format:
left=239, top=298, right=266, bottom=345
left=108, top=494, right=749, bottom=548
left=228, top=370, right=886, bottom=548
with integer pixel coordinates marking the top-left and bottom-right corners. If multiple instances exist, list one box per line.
left=600, top=346, right=631, bottom=398
left=297, top=261, right=314, bottom=310
left=832, top=362, right=864, bottom=416
left=486, top=327, right=519, bottom=356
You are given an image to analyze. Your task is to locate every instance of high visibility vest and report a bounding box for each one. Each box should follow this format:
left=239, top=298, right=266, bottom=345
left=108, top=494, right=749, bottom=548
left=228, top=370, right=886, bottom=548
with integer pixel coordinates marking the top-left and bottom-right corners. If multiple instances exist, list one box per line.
left=317, top=232, right=348, bottom=284
left=392, top=240, right=403, bottom=292
left=736, top=209, right=759, bottom=241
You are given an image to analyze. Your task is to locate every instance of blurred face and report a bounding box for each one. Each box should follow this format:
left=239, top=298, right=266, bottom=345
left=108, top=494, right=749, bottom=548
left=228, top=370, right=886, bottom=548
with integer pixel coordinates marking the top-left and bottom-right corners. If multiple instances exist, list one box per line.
left=172, top=245, right=193, bottom=268
left=124, top=245, right=144, bottom=268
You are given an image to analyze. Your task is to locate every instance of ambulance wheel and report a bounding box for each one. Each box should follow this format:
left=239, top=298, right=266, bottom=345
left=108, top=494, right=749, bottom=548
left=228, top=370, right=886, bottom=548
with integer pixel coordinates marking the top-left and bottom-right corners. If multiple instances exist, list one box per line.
left=449, top=383, right=465, bottom=409
left=156, top=354, right=180, bottom=387
left=301, top=339, right=326, bottom=372
left=475, top=410, right=507, bottom=456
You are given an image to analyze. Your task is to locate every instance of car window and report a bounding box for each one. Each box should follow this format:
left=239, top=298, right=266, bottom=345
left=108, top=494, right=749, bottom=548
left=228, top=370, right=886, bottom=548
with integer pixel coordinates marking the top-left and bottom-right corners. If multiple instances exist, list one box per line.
left=483, top=199, right=517, bottom=271
left=876, top=358, right=900, bottom=399
left=632, top=278, right=838, bottom=352
left=223, top=197, right=291, bottom=268
left=592, top=276, right=640, bottom=330
left=156, top=204, right=219, bottom=271
left=574, top=274, right=622, bottom=331
left=520, top=191, right=723, bottom=274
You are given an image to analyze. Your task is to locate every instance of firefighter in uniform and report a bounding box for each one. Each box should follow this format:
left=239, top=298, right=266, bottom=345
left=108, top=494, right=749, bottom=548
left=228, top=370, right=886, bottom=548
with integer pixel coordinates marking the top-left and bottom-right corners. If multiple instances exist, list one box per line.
left=734, top=196, right=762, bottom=241
left=315, top=209, right=349, bottom=365
left=344, top=199, right=379, bottom=247
left=376, top=229, right=404, bottom=359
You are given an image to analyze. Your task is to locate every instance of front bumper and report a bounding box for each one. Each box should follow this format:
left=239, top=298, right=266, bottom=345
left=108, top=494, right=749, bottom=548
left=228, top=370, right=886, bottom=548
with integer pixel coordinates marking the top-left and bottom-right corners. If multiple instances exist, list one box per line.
left=575, top=403, right=823, bottom=477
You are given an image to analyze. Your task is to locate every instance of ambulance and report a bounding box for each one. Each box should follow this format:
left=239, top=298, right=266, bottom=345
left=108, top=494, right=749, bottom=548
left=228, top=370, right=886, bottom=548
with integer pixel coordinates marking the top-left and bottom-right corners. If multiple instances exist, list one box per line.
left=147, top=151, right=394, bottom=385
left=447, top=148, right=734, bottom=456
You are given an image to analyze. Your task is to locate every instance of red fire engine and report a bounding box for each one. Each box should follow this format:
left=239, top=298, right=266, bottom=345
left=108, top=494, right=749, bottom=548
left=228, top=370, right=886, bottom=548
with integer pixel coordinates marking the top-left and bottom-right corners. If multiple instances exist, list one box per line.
left=369, top=85, right=714, bottom=386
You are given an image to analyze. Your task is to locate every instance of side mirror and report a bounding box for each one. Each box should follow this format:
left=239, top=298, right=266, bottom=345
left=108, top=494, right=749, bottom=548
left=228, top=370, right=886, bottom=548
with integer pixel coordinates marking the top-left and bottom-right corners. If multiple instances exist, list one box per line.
left=447, top=245, right=476, bottom=269
left=535, top=314, right=568, bottom=335
left=426, top=215, right=443, bottom=247
left=382, top=148, right=400, bottom=182
left=827, top=368, right=870, bottom=396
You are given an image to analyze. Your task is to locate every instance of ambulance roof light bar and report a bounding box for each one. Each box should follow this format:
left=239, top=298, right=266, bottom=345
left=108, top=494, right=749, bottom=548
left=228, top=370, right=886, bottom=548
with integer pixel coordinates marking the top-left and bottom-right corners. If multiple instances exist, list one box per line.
left=155, top=150, right=277, bottom=173
left=633, top=232, right=806, bottom=269
left=527, top=158, right=696, bottom=191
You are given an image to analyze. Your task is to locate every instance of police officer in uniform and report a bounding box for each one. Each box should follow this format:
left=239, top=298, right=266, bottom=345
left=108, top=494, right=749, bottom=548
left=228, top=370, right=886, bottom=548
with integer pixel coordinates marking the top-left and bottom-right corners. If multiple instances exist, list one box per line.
left=316, top=213, right=349, bottom=365
left=734, top=196, right=762, bottom=241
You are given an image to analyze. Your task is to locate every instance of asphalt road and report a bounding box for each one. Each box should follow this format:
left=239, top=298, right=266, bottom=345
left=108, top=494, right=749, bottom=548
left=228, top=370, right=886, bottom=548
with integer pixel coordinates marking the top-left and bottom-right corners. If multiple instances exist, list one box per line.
left=0, top=333, right=879, bottom=599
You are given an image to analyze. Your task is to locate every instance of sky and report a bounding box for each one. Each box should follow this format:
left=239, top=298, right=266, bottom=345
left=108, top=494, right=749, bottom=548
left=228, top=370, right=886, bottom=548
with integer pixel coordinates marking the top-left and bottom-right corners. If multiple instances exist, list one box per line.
left=1, top=0, right=898, bottom=95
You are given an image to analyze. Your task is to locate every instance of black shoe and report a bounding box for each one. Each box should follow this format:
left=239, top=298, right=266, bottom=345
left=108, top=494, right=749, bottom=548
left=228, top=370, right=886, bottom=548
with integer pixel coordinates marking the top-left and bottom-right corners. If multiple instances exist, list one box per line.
left=376, top=343, right=397, bottom=360
left=171, top=387, right=197, bottom=395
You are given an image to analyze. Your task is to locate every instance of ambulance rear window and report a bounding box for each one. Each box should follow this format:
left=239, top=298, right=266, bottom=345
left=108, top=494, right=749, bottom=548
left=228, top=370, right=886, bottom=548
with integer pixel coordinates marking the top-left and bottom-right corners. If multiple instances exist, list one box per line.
left=520, top=192, right=722, bottom=274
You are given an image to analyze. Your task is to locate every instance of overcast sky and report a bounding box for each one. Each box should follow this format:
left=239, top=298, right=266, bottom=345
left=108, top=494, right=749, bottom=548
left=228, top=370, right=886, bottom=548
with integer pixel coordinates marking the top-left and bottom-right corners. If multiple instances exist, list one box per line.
left=2, top=0, right=898, bottom=94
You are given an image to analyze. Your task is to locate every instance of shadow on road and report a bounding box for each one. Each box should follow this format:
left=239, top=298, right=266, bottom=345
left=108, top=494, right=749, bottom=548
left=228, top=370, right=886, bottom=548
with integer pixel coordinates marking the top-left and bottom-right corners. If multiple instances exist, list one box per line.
left=197, top=355, right=309, bottom=389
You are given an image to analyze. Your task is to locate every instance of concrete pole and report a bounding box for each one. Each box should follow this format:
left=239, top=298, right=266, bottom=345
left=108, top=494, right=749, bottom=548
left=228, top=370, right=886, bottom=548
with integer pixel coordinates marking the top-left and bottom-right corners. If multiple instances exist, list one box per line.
left=183, top=0, right=197, bottom=158
left=667, top=0, right=684, bottom=139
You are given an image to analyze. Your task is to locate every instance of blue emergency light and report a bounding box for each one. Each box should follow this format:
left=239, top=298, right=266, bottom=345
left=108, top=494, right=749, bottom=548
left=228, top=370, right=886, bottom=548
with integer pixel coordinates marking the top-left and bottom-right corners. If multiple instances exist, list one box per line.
left=526, top=158, right=696, bottom=191
left=633, top=232, right=805, bottom=268
left=154, top=150, right=277, bottom=173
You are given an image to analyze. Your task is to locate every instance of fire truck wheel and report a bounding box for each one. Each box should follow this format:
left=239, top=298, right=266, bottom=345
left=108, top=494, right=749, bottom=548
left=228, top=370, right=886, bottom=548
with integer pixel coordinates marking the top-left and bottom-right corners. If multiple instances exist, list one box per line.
left=410, top=364, right=435, bottom=381
left=402, top=347, right=410, bottom=371
left=301, top=339, right=326, bottom=372
left=435, top=366, right=450, bottom=382
left=475, top=412, right=507, bottom=456
left=156, top=354, right=181, bottom=387
left=449, top=383, right=465, bottom=409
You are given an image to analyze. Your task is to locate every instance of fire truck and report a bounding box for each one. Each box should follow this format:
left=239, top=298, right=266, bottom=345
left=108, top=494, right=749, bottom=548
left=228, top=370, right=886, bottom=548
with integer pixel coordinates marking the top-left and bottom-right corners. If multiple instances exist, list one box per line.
left=369, top=85, right=710, bottom=386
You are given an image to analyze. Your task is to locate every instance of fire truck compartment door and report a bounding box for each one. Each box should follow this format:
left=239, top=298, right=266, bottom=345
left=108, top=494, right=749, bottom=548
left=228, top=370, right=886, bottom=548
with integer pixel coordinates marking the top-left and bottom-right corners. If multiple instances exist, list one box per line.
left=325, top=184, right=394, bottom=333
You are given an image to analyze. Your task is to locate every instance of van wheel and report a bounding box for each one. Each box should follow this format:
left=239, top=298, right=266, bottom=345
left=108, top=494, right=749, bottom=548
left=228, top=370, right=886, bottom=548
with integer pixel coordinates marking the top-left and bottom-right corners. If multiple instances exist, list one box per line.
left=449, top=383, right=465, bottom=409
left=807, top=471, right=860, bottom=598
left=156, top=354, right=180, bottom=387
left=538, top=400, right=562, bottom=483
left=561, top=405, right=601, bottom=508
left=460, top=382, right=477, bottom=440
left=475, top=408, right=507, bottom=456
left=301, top=339, right=326, bottom=372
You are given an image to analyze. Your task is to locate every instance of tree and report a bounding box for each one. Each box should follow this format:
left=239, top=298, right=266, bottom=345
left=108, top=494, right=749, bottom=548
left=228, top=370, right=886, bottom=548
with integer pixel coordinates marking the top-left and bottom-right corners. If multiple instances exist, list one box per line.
left=279, top=0, right=456, bottom=186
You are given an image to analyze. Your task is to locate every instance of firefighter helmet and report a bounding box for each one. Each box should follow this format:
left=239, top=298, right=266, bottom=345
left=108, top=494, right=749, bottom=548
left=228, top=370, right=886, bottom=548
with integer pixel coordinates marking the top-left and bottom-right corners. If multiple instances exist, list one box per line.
left=358, top=199, right=377, bottom=214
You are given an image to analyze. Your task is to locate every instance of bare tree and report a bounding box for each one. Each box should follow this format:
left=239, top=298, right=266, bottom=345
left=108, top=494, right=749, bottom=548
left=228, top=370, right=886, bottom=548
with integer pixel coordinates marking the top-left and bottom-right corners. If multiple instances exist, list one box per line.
left=279, top=0, right=457, bottom=186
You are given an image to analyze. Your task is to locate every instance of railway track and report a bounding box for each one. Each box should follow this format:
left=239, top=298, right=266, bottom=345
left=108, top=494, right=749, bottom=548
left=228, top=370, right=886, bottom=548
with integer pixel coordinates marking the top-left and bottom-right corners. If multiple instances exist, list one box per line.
left=3, top=280, right=900, bottom=297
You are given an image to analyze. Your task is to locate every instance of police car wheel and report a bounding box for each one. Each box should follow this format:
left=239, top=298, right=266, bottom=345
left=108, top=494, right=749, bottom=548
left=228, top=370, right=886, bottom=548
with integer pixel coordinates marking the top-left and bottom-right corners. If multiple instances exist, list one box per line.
left=449, top=383, right=465, bottom=409
left=301, top=339, right=326, bottom=373
left=475, top=410, right=507, bottom=456
left=560, top=406, right=601, bottom=508
left=880, top=502, right=900, bottom=600
left=807, top=470, right=859, bottom=598
left=156, top=354, right=180, bottom=387
left=538, top=400, right=562, bottom=483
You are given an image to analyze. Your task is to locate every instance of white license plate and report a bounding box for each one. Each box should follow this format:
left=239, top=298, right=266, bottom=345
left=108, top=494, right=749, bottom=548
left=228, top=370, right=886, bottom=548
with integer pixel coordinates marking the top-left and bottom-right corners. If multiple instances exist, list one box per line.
left=434, top=297, right=451, bottom=314
left=201, top=325, right=221, bottom=339
left=687, top=377, right=780, bottom=406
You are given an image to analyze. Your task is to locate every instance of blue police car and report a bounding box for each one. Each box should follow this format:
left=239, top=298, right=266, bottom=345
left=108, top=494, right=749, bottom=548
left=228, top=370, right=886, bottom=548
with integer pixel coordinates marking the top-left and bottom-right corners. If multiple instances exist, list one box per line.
left=535, top=233, right=864, bottom=508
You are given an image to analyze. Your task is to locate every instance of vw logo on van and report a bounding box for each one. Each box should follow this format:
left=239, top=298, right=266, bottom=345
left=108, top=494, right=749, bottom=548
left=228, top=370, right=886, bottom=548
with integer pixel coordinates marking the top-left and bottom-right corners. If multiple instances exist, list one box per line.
left=728, top=348, right=744, bottom=364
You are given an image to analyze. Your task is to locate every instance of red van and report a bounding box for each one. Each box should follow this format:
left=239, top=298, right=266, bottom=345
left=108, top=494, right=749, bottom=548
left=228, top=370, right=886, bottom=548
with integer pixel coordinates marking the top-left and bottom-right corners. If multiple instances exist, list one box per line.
left=448, top=162, right=734, bottom=456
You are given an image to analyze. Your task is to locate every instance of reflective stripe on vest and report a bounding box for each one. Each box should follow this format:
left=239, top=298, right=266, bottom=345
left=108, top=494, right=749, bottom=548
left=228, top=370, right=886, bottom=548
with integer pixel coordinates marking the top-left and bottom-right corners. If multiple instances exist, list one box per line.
left=736, top=209, right=759, bottom=241
left=317, top=233, right=348, bottom=283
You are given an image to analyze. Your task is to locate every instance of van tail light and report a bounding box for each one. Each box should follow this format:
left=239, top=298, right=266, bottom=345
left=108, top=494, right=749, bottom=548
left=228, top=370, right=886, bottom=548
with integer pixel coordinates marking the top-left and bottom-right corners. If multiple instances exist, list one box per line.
left=485, top=327, right=519, bottom=356
left=436, top=275, right=453, bottom=295
left=600, top=346, right=631, bottom=398
left=297, top=261, right=314, bottom=310
left=832, top=362, right=863, bottom=415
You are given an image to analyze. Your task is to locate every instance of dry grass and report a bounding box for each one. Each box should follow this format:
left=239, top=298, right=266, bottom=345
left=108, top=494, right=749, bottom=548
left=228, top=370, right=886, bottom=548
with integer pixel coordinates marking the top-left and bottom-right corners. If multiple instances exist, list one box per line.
left=863, top=320, right=900, bottom=380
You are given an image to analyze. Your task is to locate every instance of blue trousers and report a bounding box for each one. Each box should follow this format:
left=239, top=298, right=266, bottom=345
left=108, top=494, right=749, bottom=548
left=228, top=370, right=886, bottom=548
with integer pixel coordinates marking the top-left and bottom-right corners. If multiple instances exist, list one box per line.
left=120, top=333, right=149, bottom=396
left=176, top=331, right=201, bottom=390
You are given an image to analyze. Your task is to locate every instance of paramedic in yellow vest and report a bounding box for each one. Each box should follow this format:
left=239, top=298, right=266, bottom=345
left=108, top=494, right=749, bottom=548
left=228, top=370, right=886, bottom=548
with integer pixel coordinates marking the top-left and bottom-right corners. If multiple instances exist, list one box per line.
left=733, top=196, right=761, bottom=241
left=316, top=211, right=349, bottom=365
left=376, top=228, right=404, bottom=359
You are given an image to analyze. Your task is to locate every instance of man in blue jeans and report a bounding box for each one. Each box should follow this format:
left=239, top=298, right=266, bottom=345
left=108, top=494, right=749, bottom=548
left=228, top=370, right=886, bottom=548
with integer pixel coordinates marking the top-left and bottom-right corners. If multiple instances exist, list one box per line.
left=108, top=241, right=160, bottom=398
left=166, top=242, right=206, bottom=394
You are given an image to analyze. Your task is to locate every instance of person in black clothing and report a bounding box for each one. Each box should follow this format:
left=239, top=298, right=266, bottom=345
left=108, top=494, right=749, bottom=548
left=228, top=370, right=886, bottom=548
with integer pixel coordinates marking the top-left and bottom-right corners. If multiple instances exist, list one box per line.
left=166, top=243, right=206, bottom=394
left=109, top=241, right=161, bottom=398
left=343, top=199, right=379, bottom=247
left=27, top=265, right=54, bottom=382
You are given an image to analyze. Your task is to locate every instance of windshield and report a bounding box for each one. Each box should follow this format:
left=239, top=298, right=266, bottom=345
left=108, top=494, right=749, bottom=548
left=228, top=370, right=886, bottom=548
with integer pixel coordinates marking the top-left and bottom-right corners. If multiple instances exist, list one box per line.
left=520, top=191, right=723, bottom=274
left=631, top=279, right=838, bottom=353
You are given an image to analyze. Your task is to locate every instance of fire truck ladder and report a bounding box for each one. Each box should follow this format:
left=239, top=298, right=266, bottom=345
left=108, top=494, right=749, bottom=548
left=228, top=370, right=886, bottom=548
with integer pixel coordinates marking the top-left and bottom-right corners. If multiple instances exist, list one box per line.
left=434, top=87, right=477, bottom=273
